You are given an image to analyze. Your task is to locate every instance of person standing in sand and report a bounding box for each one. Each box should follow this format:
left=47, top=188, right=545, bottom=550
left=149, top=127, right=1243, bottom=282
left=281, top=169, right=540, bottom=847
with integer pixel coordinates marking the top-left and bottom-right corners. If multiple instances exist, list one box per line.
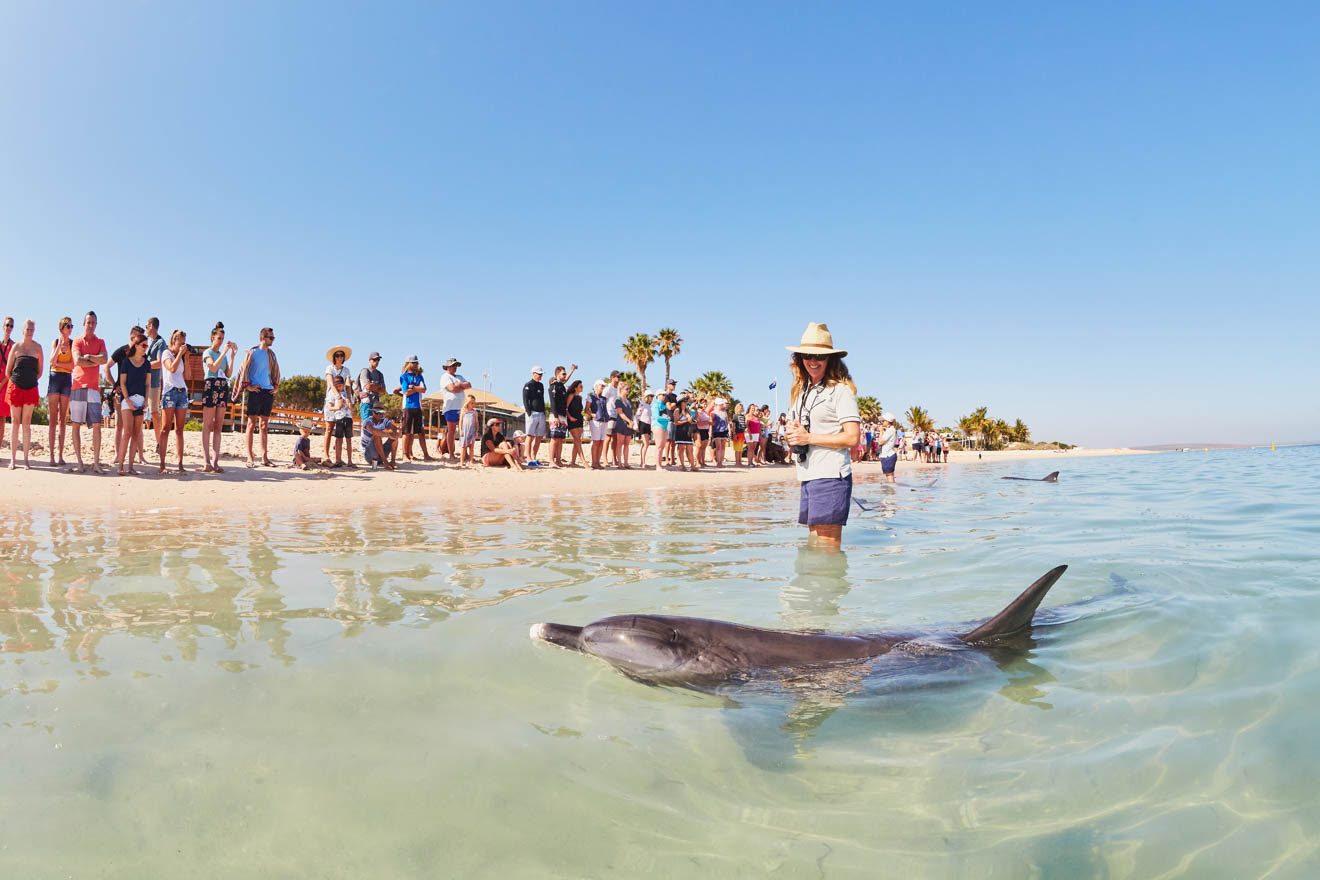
left=4, top=319, right=43, bottom=469
left=651, top=379, right=674, bottom=471
left=398, top=354, right=431, bottom=462
left=356, top=352, right=386, bottom=422
left=783, top=323, right=860, bottom=545
left=636, top=391, right=653, bottom=467
left=201, top=322, right=238, bottom=474
left=523, top=366, right=547, bottom=463
left=115, top=330, right=150, bottom=476
left=564, top=379, right=586, bottom=467
left=238, top=327, right=280, bottom=467
left=437, top=357, right=469, bottom=461
left=0, top=317, right=14, bottom=453
left=547, top=364, right=575, bottom=468
left=144, top=317, right=166, bottom=444
left=46, top=317, right=75, bottom=467
left=612, top=381, right=636, bottom=469
left=70, top=311, right=108, bottom=474
left=157, top=329, right=191, bottom=475
left=323, top=347, right=353, bottom=464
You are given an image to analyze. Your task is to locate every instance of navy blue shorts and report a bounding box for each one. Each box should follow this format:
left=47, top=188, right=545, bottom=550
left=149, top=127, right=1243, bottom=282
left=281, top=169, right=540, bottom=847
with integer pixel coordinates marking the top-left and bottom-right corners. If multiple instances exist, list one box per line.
left=798, top=475, right=852, bottom=526
left=881, top=454, right=897, bottom=474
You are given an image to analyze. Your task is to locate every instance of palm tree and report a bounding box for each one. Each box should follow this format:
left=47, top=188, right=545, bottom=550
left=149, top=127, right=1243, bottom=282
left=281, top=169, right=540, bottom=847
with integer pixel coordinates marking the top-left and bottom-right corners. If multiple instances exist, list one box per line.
left=856, top=395, right=882, bottom=422
left=966, top=406, right=990, bottom=450
left=1011, top=418, right=1030, bottom=444
left=988, top=418, right=1011, bottom=450
left=655, top=328, right=683, bottom=385
left=905, top=405, right=934, bottom=433
left=621, top=333, right=656, bottom=393
left=691, top=371, right=734, bottom=401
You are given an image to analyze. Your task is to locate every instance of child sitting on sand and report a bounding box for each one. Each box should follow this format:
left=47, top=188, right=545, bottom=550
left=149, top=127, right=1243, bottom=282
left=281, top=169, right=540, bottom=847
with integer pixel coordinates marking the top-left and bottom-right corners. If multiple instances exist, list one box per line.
left=292, top=418, right=325, bottom=470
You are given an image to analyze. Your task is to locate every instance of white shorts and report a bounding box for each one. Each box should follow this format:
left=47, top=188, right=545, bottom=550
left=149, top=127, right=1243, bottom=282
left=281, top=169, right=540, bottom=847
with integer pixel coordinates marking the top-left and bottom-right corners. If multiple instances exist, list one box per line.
left=747, top=433, right=760, bottom=444
left=590, top=419, right=607, bottom=443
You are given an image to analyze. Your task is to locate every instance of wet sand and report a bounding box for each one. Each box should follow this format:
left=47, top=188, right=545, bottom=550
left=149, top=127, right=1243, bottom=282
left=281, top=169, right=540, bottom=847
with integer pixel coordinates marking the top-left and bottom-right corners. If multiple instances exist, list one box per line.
left=0, top=429, right=1156, bottom=512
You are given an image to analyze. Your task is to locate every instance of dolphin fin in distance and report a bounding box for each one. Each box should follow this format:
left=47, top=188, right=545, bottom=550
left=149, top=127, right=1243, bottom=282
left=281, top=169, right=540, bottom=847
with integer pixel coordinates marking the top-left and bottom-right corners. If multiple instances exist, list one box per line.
left=1043, top=471, right=1059, bottom=482
left=959, top=565, right=1068, bottom=645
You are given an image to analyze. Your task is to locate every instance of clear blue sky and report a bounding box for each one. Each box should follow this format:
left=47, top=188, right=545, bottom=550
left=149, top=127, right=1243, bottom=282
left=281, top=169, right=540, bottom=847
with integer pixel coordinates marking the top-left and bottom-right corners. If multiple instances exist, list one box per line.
left=2, top=2, right=1316, bottom=446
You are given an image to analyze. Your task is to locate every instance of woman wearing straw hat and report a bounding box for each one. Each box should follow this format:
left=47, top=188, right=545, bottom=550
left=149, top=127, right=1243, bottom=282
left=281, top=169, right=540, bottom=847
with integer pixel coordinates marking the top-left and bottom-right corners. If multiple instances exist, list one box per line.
left=323, top=346, right=354, bottom=465
left=783, top=322, right=861, bottom=544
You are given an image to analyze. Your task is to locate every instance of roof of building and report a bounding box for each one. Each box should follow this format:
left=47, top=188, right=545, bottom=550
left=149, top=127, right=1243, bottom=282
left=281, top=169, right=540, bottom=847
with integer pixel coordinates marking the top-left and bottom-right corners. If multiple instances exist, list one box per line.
left=421, top=387, right=522, bottom=414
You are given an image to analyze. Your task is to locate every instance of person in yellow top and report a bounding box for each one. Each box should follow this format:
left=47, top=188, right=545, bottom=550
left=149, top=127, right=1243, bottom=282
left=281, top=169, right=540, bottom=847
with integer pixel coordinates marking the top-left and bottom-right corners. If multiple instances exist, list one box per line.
left=46, top=316, right=75, bottom=466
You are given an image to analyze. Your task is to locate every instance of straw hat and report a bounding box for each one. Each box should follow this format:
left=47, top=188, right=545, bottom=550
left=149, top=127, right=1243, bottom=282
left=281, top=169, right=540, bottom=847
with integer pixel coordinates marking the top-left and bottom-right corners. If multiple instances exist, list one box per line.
left=785, top=322, right=847, bottom=358
left=326, top=346, right=352, bottom=363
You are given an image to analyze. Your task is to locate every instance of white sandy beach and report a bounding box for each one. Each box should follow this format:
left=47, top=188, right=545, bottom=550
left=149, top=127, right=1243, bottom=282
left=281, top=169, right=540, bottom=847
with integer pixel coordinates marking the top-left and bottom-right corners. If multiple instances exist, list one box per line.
left=0, top=429, right=1156, bottom=512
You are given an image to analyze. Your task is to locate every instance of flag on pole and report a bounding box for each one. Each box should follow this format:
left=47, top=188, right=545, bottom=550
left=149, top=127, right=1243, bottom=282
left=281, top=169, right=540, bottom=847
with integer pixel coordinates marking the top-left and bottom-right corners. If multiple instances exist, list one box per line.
left=768, top=380, right=776, bottom=390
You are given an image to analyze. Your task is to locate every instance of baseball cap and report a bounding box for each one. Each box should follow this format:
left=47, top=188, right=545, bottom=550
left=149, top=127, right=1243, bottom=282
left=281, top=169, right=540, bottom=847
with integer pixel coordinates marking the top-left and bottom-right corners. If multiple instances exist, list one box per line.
left=531, top=365, right=543, bottom=374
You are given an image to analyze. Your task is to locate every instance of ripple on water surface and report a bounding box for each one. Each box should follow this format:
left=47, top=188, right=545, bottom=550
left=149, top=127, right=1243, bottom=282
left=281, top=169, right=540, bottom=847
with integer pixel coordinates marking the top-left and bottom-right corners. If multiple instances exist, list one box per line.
left=2, top=446, right=1319, bottom=877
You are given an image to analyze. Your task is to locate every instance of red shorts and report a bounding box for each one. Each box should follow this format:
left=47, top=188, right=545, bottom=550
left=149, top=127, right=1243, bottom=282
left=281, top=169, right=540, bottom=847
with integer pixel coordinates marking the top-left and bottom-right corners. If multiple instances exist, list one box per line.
left=4, top=382, right=39, bottom=409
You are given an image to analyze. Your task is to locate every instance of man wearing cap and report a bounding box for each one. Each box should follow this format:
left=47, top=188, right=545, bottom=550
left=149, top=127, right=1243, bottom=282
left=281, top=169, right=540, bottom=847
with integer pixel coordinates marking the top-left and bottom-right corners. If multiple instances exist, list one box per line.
left=438, top=357, right=470, bottom=461
left=361, top=406, right=399, bottom=470
left=602, top=370, right=621, bottom=467
left=522, top=366, right=547, bottom=463
left=357, top=352, right=386, bottom=422
left=878, top=412, right=898, bottom=483
left=782, top=323, right=861, bottom=545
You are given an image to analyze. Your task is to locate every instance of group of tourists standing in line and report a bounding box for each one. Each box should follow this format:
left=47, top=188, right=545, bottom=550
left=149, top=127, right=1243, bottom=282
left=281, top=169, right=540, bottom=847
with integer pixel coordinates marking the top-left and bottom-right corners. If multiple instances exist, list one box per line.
left=0, top=313, right=282, bottom=473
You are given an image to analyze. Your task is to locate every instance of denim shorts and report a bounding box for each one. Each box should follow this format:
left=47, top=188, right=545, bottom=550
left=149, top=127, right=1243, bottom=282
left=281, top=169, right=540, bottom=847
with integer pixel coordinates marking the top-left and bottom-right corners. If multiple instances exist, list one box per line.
left=162, top=387, right=190, bottom=410
left=798, top=475, right=853, bottom=526
left=47, top=372, right=72, bottom=397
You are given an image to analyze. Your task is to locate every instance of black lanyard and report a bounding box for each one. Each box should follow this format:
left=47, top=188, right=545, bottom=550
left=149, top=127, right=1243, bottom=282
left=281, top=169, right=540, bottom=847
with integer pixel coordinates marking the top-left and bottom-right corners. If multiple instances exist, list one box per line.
left=794, top=384, right=826, bottom=425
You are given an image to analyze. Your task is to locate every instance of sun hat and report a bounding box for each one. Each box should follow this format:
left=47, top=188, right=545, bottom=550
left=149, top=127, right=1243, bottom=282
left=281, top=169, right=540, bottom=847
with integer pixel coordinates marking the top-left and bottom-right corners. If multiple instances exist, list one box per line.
left=486, top=417, right=502, bottom=427
left=326, top=346, right=352, bottom=363
left=444, top=357, right=461, bottom=368
left=786, top=322, right=847, bottom=358
left=881, top=411, right=897, bottom=423
left=405, top=354, right=420, bottom=364
left=298, top=418, right=316, bottom=430
left=712, top=397, right=727, bottom=406
left=531, top=365, right=543, bottom=375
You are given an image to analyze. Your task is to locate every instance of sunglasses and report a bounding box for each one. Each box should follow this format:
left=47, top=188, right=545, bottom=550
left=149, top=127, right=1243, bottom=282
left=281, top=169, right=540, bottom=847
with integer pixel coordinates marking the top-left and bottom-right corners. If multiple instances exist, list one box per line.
left=801, top=354, right=827, bottom=362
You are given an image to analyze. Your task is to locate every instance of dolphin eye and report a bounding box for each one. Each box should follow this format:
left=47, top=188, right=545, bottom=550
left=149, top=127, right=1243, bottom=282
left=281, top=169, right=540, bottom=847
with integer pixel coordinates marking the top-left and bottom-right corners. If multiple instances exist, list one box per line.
left=669, top=629, right=681, bottom=643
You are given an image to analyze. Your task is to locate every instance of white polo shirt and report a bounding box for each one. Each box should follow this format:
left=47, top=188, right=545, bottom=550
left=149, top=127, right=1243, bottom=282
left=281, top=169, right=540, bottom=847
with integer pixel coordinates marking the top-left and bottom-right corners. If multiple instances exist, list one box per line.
left=791, top=381, right=860, bottom=482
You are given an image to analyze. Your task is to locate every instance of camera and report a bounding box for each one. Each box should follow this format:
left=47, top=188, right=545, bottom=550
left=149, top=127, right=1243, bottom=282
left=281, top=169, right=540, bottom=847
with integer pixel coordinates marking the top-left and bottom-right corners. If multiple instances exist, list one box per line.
left=792, top=415, right=810, bottom=462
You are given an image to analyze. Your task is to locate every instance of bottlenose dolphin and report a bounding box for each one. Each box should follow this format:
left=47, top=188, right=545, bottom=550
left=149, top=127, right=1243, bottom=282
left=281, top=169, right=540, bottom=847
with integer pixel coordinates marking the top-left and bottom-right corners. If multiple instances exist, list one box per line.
left=530, top=565, right=1068, bottom=689
left=1002, top=471, right=1059, bottom=482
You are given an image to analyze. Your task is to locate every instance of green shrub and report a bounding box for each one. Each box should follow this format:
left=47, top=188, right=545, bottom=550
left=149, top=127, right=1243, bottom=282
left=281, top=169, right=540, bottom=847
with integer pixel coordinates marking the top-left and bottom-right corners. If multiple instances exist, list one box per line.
left=184, top=419, right=203, bottom=431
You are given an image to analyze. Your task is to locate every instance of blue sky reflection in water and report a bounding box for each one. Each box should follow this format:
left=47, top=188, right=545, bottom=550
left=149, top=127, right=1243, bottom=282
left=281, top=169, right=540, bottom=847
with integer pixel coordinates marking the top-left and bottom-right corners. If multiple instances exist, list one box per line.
left=2, top=447, right=1320, bottom=876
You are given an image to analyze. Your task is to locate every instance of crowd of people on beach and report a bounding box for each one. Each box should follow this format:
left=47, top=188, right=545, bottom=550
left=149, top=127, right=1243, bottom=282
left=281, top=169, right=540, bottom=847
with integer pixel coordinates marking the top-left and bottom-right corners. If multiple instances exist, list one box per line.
left=0, top=314, right=927, bottom=480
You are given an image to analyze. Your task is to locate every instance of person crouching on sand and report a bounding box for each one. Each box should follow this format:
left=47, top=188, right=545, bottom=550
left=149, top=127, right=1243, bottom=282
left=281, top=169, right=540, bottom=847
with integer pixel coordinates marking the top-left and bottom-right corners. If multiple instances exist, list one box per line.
left=361, top=408, right=399, bottom=470
left=293, top=418, right=324, bottom=470
left=481, top=418, right=523, bottom=470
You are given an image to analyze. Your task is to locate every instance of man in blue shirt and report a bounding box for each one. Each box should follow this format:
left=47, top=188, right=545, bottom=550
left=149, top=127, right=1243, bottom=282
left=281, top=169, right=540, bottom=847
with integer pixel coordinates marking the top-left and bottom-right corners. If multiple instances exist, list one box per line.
left=239, top=327, right=280, bottom=467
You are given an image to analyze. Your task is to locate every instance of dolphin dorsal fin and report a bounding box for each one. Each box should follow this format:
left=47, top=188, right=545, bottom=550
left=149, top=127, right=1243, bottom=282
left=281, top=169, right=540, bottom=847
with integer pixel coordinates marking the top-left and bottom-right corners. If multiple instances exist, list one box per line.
left=959, top=565, right=1068, bottom=644
left=1043, top=471, right=1059, bottom=482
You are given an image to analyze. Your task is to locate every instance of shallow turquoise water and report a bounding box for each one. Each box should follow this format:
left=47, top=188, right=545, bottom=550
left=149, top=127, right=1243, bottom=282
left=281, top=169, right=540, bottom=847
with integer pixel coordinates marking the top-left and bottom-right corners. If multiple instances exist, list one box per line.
left=2, top=447, right=1318, bottom=878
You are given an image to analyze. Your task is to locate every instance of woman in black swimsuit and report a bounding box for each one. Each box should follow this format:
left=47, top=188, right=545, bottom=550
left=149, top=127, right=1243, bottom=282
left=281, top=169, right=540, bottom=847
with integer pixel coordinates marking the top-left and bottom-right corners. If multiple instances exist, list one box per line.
left=4, top=319, right=44, bottom=470
left=565, top=379, right=585, bottom=468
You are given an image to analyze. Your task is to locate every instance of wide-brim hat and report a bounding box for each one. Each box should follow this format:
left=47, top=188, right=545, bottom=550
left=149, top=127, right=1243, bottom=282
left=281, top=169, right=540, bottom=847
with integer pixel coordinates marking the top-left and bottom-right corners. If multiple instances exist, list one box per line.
left=326, top=346, right=352, bottom=363
left=785, top=322, right=847, bottom=358
left=298, top=418, right=316, bottom=431
left=444, top=357, right=461, bottom=368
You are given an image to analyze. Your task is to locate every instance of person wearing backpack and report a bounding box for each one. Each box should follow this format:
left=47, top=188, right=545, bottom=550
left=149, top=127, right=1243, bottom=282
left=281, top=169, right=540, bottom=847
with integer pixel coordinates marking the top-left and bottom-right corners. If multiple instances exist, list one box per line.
left=235, top=327, right=281, bottom=467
